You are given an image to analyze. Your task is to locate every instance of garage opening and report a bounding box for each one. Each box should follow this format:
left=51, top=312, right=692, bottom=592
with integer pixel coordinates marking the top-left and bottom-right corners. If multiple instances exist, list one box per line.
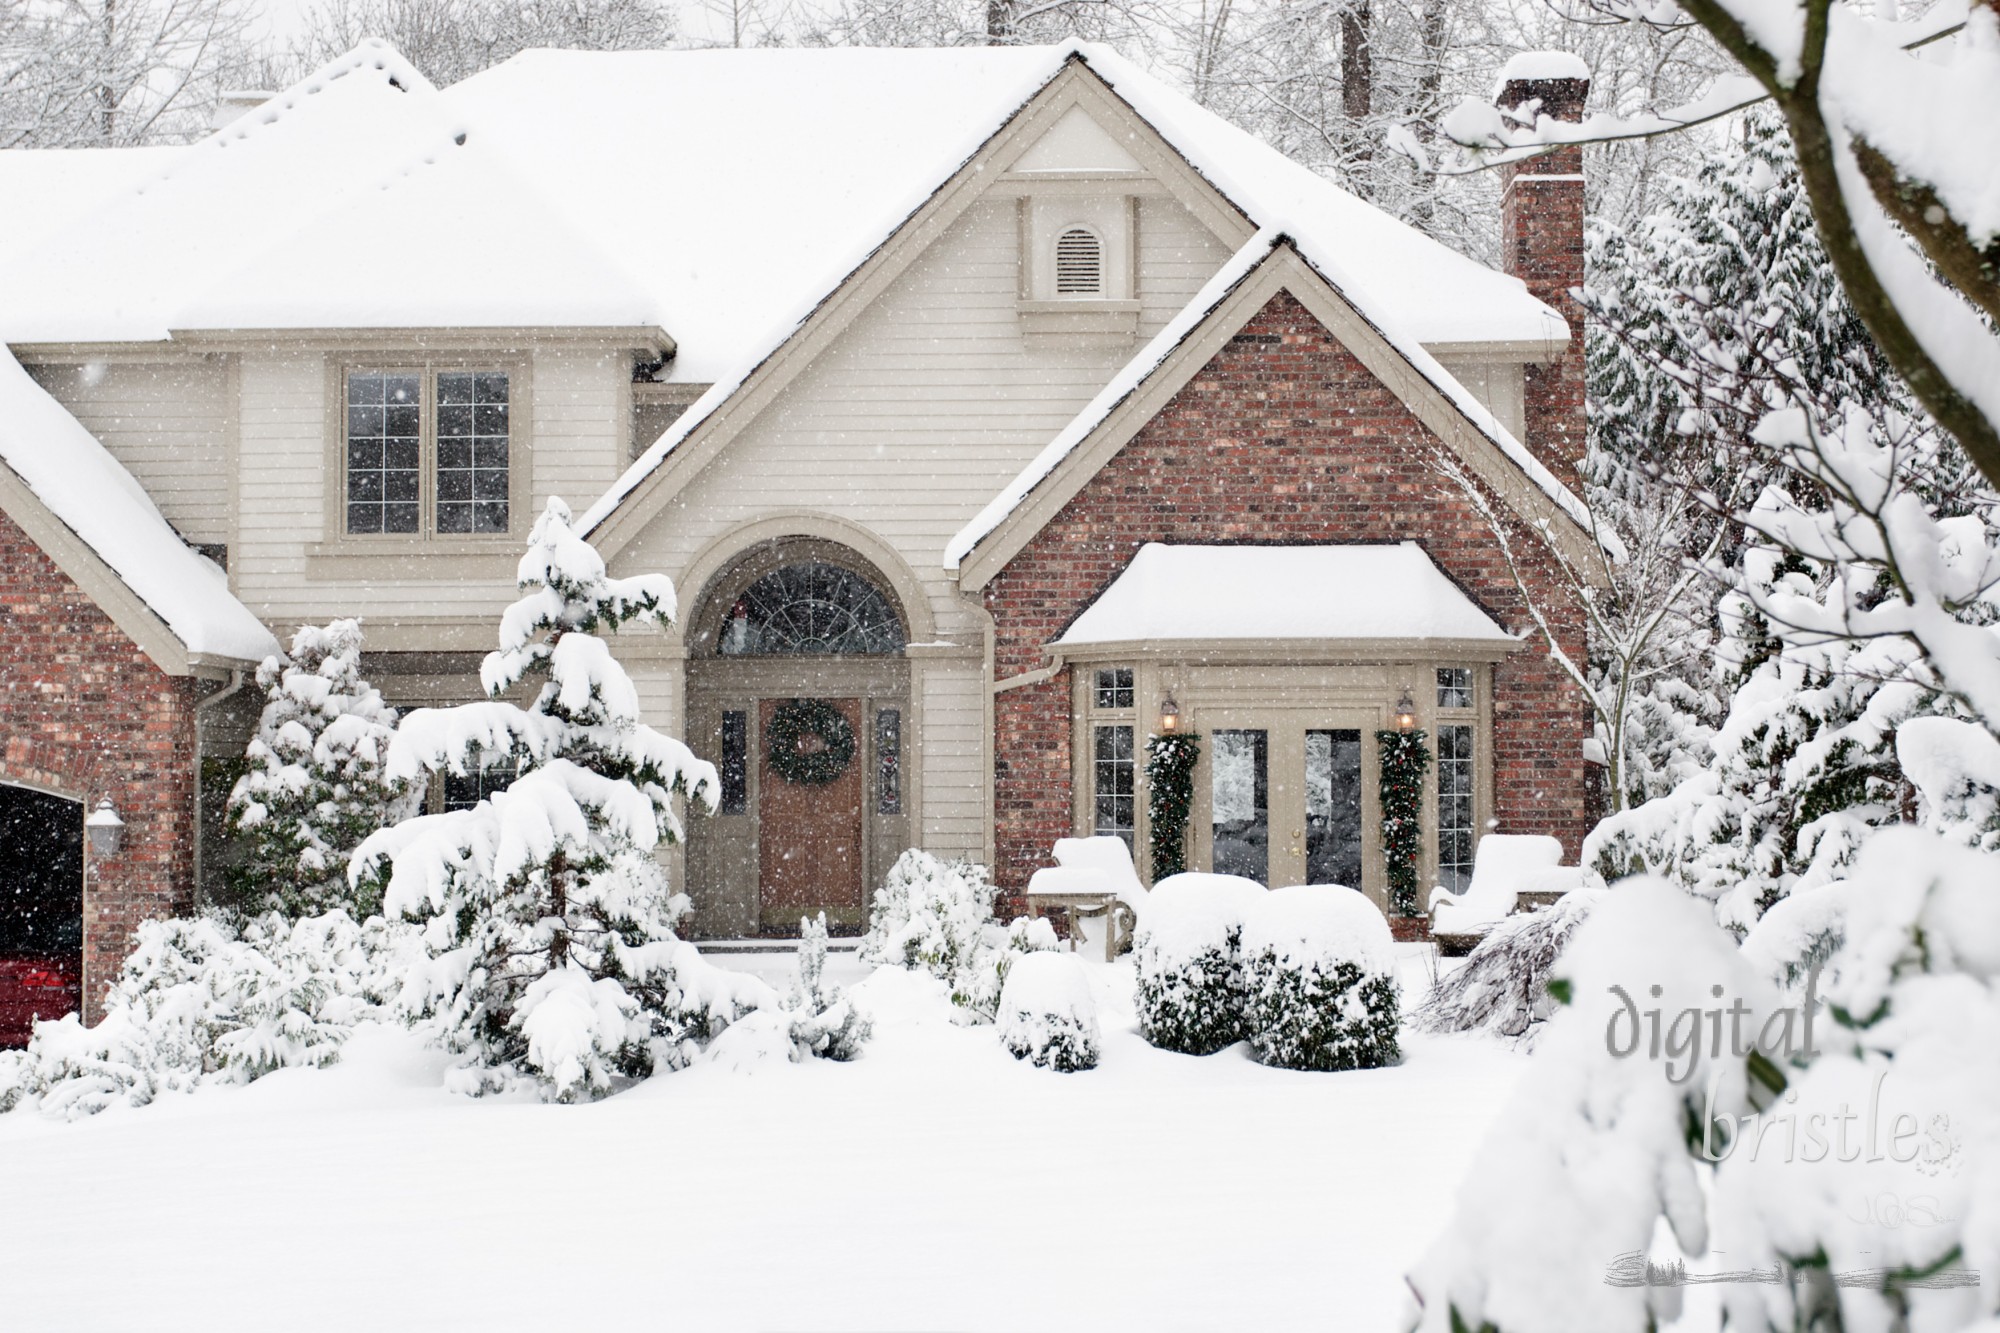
left=0, top=784, right=84, bottom=1046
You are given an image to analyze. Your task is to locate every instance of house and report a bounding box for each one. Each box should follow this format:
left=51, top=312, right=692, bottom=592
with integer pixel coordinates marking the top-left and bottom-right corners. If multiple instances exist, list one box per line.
left=0, top=41, right=1597, bottom=1021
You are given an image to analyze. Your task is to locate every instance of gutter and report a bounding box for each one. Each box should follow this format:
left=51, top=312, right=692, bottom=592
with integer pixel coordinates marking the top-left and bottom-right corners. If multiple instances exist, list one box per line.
left=191, top=667, right=248, bottom=908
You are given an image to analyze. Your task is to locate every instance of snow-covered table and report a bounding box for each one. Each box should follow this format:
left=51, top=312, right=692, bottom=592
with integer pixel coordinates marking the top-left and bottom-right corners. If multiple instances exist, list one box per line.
left=1022, top=870, right=1123, bottom=963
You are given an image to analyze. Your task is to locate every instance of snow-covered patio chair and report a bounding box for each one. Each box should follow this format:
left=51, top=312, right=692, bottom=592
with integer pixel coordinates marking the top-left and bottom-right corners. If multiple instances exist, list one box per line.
left=1024, top=835, right=1148, bottom=961
left=1427, top=834, right=1565, bottom=956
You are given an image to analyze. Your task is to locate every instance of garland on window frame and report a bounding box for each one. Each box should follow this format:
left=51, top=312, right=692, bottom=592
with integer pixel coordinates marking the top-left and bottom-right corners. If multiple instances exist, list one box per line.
left=767, top=698, right=856, bottom=786
left=1145, top=732, right=1202, bottom=881
left=1376, top=729, right=1431, bottom=917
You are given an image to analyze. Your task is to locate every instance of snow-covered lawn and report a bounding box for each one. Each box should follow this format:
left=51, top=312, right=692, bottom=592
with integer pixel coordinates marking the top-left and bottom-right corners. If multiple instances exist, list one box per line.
left=0, top=945, right=1523, bottom=1332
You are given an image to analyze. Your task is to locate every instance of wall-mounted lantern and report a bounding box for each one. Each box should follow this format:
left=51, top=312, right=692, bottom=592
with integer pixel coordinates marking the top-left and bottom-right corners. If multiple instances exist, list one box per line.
left=1393, top=688, right=1419, bottom=733
left=1158, top=695, right=1183, bottom=734
left=85, top=798, right=124, bottom=857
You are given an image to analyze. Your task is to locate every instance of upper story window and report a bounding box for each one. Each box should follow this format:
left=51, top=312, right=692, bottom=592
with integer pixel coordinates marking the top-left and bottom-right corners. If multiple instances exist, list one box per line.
left=345, top=368, right=511, bottom=537
left=1054, top=227, right=1104, bottom=295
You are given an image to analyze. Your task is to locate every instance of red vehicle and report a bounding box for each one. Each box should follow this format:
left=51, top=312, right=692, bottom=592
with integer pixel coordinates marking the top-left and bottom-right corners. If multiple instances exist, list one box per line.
left=0, top=784, right=84, bottom=1048
left=0, top=956, right=80, bottom=1048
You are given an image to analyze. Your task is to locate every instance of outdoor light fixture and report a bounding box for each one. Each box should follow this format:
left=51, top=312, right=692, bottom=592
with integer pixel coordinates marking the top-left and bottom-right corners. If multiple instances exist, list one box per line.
left=85, top=797, right=124, bottom=856
left=1158, top=695, right=1182, bottom=733
left=1393, top=689, right=1419, bottom=733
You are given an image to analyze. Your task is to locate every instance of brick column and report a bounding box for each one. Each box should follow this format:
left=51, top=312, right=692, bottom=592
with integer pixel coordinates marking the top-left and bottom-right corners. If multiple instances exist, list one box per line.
left=1497, top=59, right=1589, bottom=490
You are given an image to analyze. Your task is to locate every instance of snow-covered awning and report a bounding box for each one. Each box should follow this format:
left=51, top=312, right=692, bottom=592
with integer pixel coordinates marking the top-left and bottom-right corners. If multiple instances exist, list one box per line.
left=1052, top=543, right=1517, bottom=653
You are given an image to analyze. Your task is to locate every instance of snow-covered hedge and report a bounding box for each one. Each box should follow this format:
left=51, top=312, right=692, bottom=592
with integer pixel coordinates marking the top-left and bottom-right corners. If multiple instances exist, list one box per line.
left=0, top=911, right=405, bottom=1119
left=1241, top=886, right=1399, bottom=1072
left=1132, top=872, right=1266, bottom=1055
left=1413, top=889, right=1601, bottom=1042
left=996, top=951, right=1100, bottom=1072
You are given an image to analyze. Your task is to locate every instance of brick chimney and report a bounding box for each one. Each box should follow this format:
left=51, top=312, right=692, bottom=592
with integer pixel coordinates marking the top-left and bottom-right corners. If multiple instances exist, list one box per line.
left=1496, top=52, right=1589, bottom=490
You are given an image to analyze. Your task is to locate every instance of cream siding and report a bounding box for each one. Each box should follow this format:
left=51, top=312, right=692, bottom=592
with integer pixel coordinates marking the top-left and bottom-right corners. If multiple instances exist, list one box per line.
left=229, top=345, right=628, bottom=630
left=1433, top=357, right=1527, bottom=442
left=27, top=360, right=232, bottom=547
left=917, top=659, right=988, bottom=860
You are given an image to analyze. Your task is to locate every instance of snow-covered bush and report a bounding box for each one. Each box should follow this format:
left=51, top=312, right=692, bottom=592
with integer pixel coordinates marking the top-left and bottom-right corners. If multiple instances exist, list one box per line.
left=1240, top=886, right=1398, bottom=1072
left=996, top=951, right=1100, bottom=1073
left=0, top=910, right=403, bottom=1119
left=951, top=913, right=1058, bottom=1022
left=859, top=848, right=995, bottom=981
left=353, top=498, right=730, bottom=1102
left=858, top=848, right=1055, bottom=1022
left=225, top=620, right=420, bottom=919
left=1412, top=890, right=1601, bottom=1043
left=782, top=912, right=870, bottom=1062
left=1132, top=872, right=1266, bottom=1055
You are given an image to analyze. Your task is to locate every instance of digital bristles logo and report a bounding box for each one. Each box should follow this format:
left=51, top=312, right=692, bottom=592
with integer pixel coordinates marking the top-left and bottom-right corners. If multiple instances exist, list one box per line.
left=1595, top=965, right=1980, bottom=1292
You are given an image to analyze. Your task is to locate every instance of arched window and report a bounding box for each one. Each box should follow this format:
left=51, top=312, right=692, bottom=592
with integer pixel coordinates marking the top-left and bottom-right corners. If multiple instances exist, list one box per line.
left=1054, top=226, right=1103, bottom=295
left=717, top=562, right=906, bottom=656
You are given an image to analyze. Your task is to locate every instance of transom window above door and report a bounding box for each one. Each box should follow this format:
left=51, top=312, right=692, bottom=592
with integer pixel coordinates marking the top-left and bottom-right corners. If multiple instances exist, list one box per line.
left=717, top=561, right=906, bottom=656
left=344, top=368, right=513, bottom=537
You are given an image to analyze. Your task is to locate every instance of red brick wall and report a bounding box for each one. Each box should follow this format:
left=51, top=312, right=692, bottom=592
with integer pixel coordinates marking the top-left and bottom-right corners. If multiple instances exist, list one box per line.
left=983, top=291, right=1591, bottom=900
left=0, top=509, right=199, bottom=1023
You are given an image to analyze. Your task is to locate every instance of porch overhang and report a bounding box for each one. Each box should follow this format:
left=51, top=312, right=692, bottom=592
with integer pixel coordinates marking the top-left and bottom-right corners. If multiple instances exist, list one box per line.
left=1049, top=543, right=1519, bottom=661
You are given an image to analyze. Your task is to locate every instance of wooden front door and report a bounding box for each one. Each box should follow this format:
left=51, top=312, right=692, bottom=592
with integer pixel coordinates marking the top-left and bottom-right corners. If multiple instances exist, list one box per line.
left=758, top=697, right=865, bottom=934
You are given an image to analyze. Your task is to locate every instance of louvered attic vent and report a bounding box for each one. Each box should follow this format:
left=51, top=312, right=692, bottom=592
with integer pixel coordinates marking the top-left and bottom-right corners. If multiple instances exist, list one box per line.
left=1054, top=227, right=1103, bottom=295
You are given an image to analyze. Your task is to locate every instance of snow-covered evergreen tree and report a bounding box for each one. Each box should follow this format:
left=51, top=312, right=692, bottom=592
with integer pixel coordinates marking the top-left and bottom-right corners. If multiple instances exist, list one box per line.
left=1579, top=110, right=1993, bottom=925
left=225, top=620, right=421, bottom=920
left=352, top=498, right=744, bottom=1101
left=782, top=912, right=871, bottom=1061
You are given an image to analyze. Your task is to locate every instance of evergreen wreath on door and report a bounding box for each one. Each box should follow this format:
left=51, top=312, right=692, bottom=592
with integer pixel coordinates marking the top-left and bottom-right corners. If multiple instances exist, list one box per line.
left=767, top=698, right=856, bottom=785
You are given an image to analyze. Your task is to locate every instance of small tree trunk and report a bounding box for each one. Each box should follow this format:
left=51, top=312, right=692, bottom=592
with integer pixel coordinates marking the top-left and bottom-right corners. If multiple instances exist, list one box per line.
left=97, top=0, right=118, bottom=144
left=987, top=0, right=1013, bottom=44
left=1339, top=0, right=1373, bottom=180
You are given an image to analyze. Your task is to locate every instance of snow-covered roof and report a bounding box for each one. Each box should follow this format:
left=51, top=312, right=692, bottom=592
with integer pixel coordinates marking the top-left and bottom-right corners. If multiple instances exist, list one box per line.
left=0, top=146, right=180, bottom=264
left=0, top=44, right=660, bottom=342
left=1052, top=543, right=1516, bottom=648
left=565, top=44, right=1564, bottom=533
left=0, top=348, right=278, bottom=664
left=1498, top=51, right=1592, bottom=83
left=944, top=232, right=1591, bottom=572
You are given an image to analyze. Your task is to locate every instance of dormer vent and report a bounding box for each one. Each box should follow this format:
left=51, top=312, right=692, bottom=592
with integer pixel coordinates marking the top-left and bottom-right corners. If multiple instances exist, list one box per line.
left=1054, top=227, right=1103, bottom=295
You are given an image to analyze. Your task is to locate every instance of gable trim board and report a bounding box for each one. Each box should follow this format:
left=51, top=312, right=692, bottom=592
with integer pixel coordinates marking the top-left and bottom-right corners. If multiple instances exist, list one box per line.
left=950, top=237, right=1600, bottom=590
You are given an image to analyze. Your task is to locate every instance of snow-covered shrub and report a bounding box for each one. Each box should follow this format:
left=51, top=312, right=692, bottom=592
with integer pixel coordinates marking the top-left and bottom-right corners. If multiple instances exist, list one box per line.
left=1413, top=889, right=1601, bottom=1042
left=1240, top=886, right=1399, bottom=1072
left=858, top=848, right=1056, bottom=1022
left=782, top=913, right=870, bottom=1062
left=859, top=848, right=995, bottom=981
left=996, top=951, right=1100, bottom=1072
left=353, top=498, right=727, bottom=1102
left=225, top=620, right=421, bottom=919
left=1132, top=872, right=1266, bottom=1055
left=0, top=910, right=402, bottom=1119
left=951, top=913, right=1058, bottom=1022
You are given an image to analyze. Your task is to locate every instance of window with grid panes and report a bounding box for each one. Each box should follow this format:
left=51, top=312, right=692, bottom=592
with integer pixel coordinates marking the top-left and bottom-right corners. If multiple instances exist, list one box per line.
left=1087, top=666, right=1137, bottom=850
left=345, top=368, right=511, bottom=537
left=1434, top=667, right=1477, bottom=893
